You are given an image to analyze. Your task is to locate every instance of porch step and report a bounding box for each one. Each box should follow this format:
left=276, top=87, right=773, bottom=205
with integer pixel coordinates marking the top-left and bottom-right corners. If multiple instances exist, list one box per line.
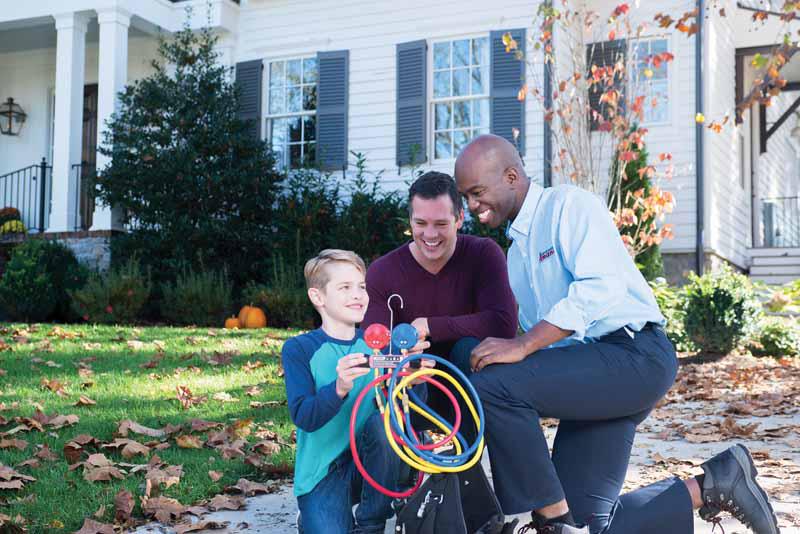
left=748, top=247, right=800, bottom=285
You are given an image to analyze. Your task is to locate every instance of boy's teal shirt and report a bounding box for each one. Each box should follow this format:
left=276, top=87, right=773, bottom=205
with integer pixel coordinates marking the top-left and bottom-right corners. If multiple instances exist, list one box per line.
left=281, top=328, right=376, bottom=497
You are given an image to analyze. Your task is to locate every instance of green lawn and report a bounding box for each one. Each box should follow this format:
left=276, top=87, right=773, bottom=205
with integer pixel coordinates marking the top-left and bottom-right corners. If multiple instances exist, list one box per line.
left=0, top=323, right=300, bottom=532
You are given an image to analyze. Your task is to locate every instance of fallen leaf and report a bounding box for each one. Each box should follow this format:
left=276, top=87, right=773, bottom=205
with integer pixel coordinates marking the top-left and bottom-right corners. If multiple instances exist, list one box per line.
left=114, top=489, right=134, bottom=523
left=207, top=494, right=245, bottom=511
left=208, top=471, right=223, bottom=482
left=174, top=520, right=228, bottom=533
left=252, top=440, right=280, bottom=456
left=117, top=420, right=165, bottom=438
left=176, top=435, right=203, bottom=449
left=225, top=478, right=270, bottom=496
left=142, top=496, right=187, bottom=523
left=212, top=392, right=237, bottom=403
left=74, top=518, right=115, bottom=534
left=0, top=439, right=28, bottom=451
left=34, top=445, right=58, bottom=461
left=74, top=395, right=96, bottom=407
left=47, top=414, right=79, bottom=429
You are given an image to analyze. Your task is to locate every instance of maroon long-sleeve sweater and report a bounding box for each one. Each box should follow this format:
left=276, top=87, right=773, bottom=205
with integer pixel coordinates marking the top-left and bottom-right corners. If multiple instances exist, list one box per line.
left=362, top=234, right=518, bottom=358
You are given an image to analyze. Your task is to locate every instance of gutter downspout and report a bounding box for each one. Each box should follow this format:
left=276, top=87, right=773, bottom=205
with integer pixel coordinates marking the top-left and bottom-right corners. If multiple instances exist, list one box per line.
left=695, top=0, right=705, bottom=274
left=543, top=0, right=553, bottom=187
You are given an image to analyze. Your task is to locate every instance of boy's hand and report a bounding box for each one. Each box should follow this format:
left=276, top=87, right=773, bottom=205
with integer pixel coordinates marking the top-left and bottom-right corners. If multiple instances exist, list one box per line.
left=335, top=353, right=370, bottom=398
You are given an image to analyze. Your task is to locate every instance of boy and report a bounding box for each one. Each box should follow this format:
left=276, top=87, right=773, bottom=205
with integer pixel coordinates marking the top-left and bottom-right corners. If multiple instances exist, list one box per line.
left=282, top=249, right=405, bottom=534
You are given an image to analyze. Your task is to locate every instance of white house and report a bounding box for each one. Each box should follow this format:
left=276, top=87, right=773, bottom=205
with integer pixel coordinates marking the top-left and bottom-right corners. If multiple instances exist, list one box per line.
left=0, top=0, right=798, bottom=283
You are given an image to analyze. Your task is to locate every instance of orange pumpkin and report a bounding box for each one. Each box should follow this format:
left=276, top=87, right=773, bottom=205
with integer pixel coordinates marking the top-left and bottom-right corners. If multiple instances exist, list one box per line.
left=238, top=305, right=255, bottom=325
left=224, top=316, right=240, bottom=329
left=244, top=307, right=267, bottom=329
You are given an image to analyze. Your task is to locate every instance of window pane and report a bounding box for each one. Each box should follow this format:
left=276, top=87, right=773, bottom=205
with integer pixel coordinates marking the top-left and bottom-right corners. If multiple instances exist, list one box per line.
left=434, top=42, right=450, bottom=70
left=453, top=100, right=470, bottom=128
left=473, top=98, right=489, bottom=127
left=434, top=70, right=451, bottom=98
left=303, top=58, right=318, bottom=84
left=287, top=86, right=302, bottom=112
left=303, top=85, right=317, bottom=111
left=472, top=37, right=489, bottom=66
left=453, top=39, right=469, bottom=67
left=453, top=130, right=469, bottom=154
left=471, top=66, right=486, bottom=95
left=287, top=59, right=301, bottom=86
left=453, top=68, right=469, bottom=96
left=290, top=144, right=302, bottom=167
left=306, top=141, right=316, bottom=164
left=648, top=80, right=668, bottom=122
left=303, top=115, right=316, bottom=142
left=651, top=39, right=667, bottom=55
left=435, top=103, right=452, bottom=130
left=269, top=88, right=285, bottom=114
left=271, top=118, right=289, bottom=168
left=288, top=116, right=302, bottom=142
left=269, top=61, right=284, bottom=88
left=435, top=132, right=452, bottom=159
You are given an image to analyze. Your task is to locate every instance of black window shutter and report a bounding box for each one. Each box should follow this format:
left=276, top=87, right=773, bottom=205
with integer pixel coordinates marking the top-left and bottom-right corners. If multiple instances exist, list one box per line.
left=316, top=50, right=349, bottom=170
left=587, top=40, right=627, bottom=130
left=490, top=29, right=526, bottom=155
left=396, top=40, right=427, bottom=167
left=235, top=60, right=263, bottom=141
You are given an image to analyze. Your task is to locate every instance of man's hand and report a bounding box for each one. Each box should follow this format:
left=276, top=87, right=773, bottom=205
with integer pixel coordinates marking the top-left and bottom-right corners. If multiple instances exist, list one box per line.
left=409, top=317, right=431, bottom=354
left=470, top=337, right=529, bottom=372
left=335, top=353, right=370, bottom=398
left=404, top=358, right=435, bottom=385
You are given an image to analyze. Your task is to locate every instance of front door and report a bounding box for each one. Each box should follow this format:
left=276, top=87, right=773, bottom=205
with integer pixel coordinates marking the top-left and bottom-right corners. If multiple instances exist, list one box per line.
left=80, top=84, right=98, bottom=230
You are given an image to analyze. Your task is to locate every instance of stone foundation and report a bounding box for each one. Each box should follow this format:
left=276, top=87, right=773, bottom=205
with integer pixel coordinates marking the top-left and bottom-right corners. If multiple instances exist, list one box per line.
left=0, top=230, right=116, bottom=273
left=662, top=251, right=746, bottom=286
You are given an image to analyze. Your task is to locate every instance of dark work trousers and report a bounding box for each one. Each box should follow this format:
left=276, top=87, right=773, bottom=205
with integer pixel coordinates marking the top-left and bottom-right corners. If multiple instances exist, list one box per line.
left=410, top=336, right=480, bottom=444
left=470, top=325, right=695, bottom=534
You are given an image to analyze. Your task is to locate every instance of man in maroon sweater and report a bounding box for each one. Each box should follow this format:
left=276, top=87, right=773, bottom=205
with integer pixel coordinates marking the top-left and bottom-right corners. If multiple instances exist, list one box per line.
left=362, top=171, right=517, bottom=439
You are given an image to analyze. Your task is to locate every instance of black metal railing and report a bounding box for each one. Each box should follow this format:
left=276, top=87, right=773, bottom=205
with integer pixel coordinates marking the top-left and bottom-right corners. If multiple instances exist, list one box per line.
left=762, top=197, right=800, bottom=248
left=0, top=158, right=52, bottom=233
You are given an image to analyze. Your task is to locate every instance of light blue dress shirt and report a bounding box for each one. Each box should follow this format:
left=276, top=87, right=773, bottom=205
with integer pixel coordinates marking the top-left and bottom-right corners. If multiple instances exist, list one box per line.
left=506, top=181, right=666, bottom=348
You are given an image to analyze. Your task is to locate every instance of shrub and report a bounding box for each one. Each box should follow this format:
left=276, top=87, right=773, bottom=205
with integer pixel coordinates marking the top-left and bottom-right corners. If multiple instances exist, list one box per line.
left=0, top=207, right=21, bottom=226
left=0, top=240, right=87, bottom=322
left=161, top=267, right=233, bottom=326
left=648, top=278, right=695, bottom=352
left=683, top=266, right=762, bottom=354
left=69, top=257, right=151, bottom=324
left=747, top=318, right=800, bottom=358
left=242, top=282, right=316, bottom=329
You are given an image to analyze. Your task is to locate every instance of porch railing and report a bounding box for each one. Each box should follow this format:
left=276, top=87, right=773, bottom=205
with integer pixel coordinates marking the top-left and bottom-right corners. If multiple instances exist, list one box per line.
left=0, top=158, right=52, bottom=233
left=762, top=197, right=800, bottom=248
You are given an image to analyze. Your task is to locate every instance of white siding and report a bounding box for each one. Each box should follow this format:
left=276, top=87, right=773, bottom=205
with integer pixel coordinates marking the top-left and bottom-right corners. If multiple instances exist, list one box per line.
left=235, top=0, right=545, bottom=188
left=704, top=0, right=750, bottom=268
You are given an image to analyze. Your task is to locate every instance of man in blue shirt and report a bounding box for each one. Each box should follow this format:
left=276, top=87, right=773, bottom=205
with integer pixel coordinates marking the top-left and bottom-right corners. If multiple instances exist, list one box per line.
left=454, top=134, right=779, bottom=534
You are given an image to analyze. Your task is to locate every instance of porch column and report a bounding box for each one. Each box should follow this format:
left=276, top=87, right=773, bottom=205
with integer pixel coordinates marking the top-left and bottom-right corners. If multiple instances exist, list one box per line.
left=91, top=7, right=130, bottom=231
left=49, top=12, right=89, bottom=233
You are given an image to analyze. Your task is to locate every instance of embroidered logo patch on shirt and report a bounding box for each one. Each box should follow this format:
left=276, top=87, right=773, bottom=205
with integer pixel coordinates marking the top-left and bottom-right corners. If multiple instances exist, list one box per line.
left=539, top=246, right=555, bottom=263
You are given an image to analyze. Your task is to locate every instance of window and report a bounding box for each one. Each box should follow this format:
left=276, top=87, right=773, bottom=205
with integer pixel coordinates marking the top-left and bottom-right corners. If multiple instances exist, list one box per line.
left=432, top=37, right=490, bottom=160
left=266, top=57, right=318, bottom=170
left=630, top=38, right=670, bottom=124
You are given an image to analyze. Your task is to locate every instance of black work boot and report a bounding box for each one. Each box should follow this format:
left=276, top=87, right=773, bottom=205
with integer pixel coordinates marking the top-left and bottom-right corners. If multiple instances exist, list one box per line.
left=699, top=444, right=780, bottom=534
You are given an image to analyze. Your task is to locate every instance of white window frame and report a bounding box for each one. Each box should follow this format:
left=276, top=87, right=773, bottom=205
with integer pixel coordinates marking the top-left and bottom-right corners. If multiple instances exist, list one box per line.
left=428, top=34, right=491, bottom=163
left=263, top=55, right=318, bottom=170
left=629, top=35, right=673, bottom=127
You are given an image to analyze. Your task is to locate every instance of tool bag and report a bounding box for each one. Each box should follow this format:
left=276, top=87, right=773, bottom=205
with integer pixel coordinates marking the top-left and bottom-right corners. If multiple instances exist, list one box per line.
left=394, top=464, right=517, bottom=534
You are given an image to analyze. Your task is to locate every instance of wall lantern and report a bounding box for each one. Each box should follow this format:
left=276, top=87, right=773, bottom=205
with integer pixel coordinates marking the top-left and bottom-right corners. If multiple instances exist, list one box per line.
left=0, top=98, right=27, bottom=136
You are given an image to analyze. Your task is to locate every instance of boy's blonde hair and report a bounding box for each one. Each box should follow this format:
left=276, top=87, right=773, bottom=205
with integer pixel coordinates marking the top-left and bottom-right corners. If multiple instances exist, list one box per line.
left=304, top=249, right=366, bottom=290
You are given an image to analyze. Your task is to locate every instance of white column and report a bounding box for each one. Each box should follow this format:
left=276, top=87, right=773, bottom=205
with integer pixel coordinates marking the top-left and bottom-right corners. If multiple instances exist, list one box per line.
left=91, top=7, right=130, bottom=231
left=49, top=12, right=89, bottom=233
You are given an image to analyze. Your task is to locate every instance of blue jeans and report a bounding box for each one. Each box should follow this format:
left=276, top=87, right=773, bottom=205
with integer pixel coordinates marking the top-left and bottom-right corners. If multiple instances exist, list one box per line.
left=297, top=411, right=404, bottom=534
left=471, top=325, right=694, bottom=534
